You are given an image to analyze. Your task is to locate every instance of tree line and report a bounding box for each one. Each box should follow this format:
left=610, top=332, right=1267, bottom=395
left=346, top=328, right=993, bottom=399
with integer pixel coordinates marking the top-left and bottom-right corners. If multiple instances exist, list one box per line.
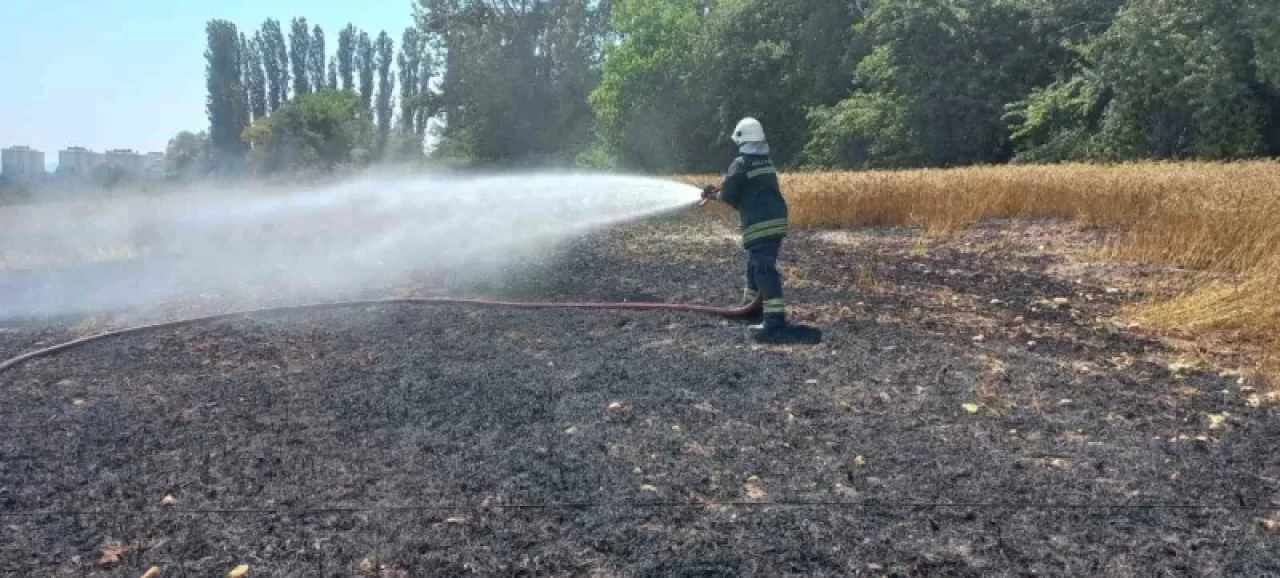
left=174, top=0, right=1280, bottom=179
left=170, top=17, right=434, bottom=179
left=591, top=0, right=1280, bottom=172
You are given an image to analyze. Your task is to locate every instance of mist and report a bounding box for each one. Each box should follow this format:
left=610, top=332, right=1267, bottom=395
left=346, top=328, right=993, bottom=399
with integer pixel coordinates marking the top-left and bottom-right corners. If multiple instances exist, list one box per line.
left=0, top=172, right=700, bottom=320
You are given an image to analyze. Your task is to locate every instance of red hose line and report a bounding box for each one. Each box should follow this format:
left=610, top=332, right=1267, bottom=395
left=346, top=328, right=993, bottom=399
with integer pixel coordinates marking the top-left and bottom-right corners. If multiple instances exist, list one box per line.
left=0, top=296, right=763, bottom=375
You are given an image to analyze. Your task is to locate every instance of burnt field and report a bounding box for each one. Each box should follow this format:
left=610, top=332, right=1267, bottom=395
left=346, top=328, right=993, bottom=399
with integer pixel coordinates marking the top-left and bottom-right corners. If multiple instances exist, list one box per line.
left=1, top=206, right=1278, bottom=576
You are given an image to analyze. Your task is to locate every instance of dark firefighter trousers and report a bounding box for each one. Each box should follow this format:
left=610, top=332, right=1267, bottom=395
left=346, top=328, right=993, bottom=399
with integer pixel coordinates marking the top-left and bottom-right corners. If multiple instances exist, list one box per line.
left=743, top=238, right=786, bottom=319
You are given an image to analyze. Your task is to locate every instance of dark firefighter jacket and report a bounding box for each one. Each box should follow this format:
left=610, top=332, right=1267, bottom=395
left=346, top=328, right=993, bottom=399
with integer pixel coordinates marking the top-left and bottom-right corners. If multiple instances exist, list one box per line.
left=716, top=154, right=788, bottom=248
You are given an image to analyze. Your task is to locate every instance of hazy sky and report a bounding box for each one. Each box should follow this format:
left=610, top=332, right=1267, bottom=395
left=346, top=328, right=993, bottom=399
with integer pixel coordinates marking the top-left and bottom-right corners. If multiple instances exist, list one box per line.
left=0, top=1, right=413, bottom=169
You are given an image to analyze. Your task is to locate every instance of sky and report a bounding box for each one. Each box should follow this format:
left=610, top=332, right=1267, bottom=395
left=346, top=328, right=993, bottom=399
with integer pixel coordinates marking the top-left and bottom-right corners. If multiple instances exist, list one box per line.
left=0, top=1, right=414, bottom=170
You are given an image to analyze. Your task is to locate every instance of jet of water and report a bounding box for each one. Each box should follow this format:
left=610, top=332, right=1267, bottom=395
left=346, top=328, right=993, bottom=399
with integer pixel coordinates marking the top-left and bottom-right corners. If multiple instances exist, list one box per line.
left=0, top=172, right=701, bottom=320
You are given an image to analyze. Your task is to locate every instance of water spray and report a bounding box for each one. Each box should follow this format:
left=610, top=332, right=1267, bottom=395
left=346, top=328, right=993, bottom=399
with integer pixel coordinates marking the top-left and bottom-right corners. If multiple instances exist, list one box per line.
left=0, top=171, right=823, bottom=374
left=0, top=172, right=706, bottom=320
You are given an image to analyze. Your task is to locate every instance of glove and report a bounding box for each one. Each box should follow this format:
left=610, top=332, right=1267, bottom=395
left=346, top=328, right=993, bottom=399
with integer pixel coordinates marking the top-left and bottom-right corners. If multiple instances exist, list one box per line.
left=701, top=185, right=719, bottom=201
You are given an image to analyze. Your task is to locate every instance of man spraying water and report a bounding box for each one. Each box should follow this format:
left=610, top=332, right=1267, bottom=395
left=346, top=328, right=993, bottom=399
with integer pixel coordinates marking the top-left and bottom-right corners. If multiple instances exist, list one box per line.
left=702, top=117, right=821, bottom=344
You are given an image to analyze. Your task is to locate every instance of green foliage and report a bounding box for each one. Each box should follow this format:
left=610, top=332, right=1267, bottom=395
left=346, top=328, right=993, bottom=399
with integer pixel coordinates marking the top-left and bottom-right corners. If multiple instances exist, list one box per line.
left=1245, top=2, right=1280, bottom=155
left=417, top=0, right=606, bottom=165
left=1249, top=2, right=1280, bottom=88
left=1090, top=0, right=1264, bottom=159
left=587, top=0, right=863, bottom=171
left=205, top=20, right=250, bottom=172
left=386, top=132, right=426, bottom=163
left=428, top=124, right=475, bottom=163
left=574, top=138, right=617, bottom=170
left=356, top=31, right=376, bottom=112
left=289, top=18, right=311, bottom=96
left=802, top=0, right=1065, bottom=168
left=398, top=27, right=425, bottom=136
left=337, top=24, right=357, bottom=92
left=165, top=130, right=211, bottom=179
left=1004, top=75, right=1105, bottom=163
left=374, top=31, right=396, bottom=156
left=200, top=0, right=1280, bottom=175
left=801, top=90, right=918, bottom=168
left=1004, top=0, right=1280, bottom=161
left=688, top=0, right=863, bottom=168
left=309, top=25, right=327, bottom=91
left=244, top=91, right=375, bottom=174
left=259, top=19, right=289, bottom=113
left=589, top=0, right=702, bottom=170
left=244, top=34, right=268, bottom=120
left=585, top=0, right=1280, bottom=170
left=414, top=39, right=434, bottom=138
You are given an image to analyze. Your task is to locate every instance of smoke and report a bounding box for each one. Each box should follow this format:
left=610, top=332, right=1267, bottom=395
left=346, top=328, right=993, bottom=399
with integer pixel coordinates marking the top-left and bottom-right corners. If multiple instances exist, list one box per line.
left=0, top=172, right=700, bottom=320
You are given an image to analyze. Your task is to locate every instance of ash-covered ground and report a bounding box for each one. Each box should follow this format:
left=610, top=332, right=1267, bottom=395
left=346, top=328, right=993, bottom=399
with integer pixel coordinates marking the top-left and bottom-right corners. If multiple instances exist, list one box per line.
left=2, top=206, right=1277, bottom=576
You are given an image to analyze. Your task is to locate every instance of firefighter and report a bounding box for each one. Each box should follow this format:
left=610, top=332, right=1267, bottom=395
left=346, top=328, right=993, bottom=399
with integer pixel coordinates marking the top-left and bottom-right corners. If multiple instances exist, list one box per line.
left=702, top=117, right=795, bottom=342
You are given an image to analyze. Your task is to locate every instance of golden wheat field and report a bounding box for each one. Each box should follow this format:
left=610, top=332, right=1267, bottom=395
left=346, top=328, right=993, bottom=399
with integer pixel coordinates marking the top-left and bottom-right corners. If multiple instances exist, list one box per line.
left=687, top=161, right=1280, bottom=378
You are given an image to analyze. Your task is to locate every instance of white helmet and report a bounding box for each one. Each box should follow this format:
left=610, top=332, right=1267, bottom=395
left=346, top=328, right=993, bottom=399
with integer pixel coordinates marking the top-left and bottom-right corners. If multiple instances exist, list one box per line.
left=732, top=117, right=766, bottom=145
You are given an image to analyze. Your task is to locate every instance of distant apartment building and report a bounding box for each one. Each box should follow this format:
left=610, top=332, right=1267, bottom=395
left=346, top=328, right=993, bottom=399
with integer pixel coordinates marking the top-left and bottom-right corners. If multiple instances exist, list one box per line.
left=58, top=146, right=103, bottom=174
left=56, top=146, right=164, bottom=178
left=103, top=149, right=143, bottom=173
left=142, top=152, right=165, bottom=176
left=2, top=146, right=46, bottom=180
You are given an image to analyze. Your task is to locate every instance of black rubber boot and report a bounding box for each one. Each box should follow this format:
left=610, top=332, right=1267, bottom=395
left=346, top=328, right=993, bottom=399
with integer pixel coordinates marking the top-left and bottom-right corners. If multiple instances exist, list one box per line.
left=750, top=313, right=788, bottom=342
left=751, top=314, right=822, bottom=344
left=749, top=312, right=785, bottom=332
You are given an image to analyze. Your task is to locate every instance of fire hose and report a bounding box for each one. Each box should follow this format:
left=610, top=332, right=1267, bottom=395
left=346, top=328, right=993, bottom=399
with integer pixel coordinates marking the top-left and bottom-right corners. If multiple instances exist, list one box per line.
left=0, top=296, right=763, bottom=375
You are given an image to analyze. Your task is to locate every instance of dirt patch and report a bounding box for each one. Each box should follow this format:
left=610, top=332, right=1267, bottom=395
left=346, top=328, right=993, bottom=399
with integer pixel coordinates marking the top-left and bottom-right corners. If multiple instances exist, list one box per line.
left=1, top=207, right=1277, bottom=576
